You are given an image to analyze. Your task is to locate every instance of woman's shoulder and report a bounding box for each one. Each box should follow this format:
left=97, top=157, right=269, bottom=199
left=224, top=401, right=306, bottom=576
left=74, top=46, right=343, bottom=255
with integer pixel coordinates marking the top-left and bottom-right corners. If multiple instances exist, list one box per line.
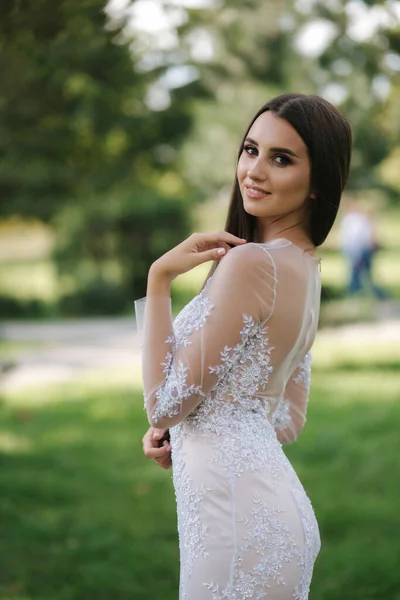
left=217, top=240, right=294, bottom=275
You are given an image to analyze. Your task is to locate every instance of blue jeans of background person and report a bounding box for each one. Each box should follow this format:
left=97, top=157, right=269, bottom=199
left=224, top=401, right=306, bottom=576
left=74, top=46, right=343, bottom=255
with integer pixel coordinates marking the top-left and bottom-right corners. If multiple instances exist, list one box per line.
left=349, top=247, right=386, bottom=299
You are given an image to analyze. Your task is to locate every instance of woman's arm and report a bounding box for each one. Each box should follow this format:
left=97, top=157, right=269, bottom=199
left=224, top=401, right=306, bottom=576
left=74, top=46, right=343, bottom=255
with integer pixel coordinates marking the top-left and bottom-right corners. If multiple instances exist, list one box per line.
left=273, top=352, right=312, bottom=444
left=136, top=241, right=277, bottom=428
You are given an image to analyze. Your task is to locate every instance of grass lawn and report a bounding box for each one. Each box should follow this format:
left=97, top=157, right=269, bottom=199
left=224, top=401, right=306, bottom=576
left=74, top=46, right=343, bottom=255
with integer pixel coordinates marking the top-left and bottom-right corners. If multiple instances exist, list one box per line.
left=1, top=343, right=400, bottom=600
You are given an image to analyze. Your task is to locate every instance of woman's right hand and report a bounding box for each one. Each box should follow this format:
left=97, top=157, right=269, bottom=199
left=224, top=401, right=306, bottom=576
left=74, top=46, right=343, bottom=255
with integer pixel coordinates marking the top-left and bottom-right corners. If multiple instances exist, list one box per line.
left=142, top=426, right=172, bottom=470
left=149, top=231, right=247, bottom=283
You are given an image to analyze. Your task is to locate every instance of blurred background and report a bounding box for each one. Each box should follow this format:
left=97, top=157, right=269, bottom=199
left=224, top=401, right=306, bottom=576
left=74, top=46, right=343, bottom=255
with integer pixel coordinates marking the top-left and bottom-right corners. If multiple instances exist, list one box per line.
left=1, top=0, right=400, bottom=598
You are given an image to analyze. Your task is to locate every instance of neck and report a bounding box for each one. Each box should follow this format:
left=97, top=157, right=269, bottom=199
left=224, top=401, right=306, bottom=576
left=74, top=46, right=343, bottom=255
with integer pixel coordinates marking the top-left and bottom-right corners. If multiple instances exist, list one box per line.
left=256, top=211, right=314, bottom=250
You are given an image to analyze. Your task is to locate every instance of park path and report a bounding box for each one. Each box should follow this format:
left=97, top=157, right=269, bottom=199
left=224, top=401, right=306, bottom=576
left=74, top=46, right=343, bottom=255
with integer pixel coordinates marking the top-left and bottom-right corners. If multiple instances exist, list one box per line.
left=0, top=317, right=140, bottom=393
left=1, top=313, right=400, bottom=393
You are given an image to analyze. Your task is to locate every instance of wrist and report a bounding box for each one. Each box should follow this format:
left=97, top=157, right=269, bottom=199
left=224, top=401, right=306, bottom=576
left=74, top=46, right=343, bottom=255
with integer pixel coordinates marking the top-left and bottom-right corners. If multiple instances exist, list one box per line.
left=147, top=263, right=172, bottom=295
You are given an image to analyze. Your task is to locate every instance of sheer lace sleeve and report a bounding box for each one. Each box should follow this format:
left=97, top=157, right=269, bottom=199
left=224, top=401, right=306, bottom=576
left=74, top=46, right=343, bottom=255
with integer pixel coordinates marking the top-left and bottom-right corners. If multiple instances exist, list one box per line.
left=134, top=243, right=277, bottom=428
left=274, top=352, right=312, bottom=444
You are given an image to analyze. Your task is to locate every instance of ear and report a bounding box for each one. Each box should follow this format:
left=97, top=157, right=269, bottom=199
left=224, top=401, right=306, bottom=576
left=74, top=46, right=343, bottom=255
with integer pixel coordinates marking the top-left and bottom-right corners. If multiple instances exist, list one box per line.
left=309, top=192, right=316, bottom=200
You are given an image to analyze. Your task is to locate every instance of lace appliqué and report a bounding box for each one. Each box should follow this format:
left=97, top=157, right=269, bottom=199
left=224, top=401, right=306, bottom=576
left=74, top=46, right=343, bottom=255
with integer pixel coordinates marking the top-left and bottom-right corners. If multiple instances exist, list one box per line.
left=149, top=290, right=213, bottom=422
left=291, top=481, right=321, bottom=600
left=204, top=490, right=299, bottom=600
left=152, top=361, right=205, bottom=424
left=293, top=352, right=311, bottom=387
left=208, top=314, right=274, bottom=410
left=170, top=426, right=211, bottom=584
left=173, top=279, right=214, bottom=348
left=145, top=255, right=320, bottom=599
left=272, top=352, right=312, bottom=433
left=272, top=397, right=292, bottom=431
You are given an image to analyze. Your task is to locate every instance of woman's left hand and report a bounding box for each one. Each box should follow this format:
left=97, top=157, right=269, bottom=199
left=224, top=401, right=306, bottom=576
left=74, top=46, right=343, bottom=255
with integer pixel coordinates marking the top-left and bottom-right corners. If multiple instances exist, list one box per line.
left=150, top=231, right=247, bottom=282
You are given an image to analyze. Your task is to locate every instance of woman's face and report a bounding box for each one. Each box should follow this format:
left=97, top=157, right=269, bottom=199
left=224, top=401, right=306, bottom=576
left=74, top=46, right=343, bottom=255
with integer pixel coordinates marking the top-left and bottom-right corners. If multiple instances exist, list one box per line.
left=237, top=111, right=314, bottom=221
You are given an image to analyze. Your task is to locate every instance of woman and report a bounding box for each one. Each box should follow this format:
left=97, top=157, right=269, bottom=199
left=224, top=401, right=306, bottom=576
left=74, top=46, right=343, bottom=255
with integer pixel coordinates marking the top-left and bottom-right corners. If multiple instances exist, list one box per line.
left=137, top=93, right=352, bottom=599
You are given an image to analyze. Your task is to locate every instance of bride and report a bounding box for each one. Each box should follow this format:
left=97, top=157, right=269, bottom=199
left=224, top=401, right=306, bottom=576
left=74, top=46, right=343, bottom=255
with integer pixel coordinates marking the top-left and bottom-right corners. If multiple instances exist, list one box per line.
left=138, top=93, right=352, bottom=599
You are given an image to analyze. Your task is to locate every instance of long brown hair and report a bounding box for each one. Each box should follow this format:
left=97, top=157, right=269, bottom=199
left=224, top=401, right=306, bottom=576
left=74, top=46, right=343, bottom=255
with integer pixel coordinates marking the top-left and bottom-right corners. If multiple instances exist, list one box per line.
left=203, top=93, right=352, bottom=286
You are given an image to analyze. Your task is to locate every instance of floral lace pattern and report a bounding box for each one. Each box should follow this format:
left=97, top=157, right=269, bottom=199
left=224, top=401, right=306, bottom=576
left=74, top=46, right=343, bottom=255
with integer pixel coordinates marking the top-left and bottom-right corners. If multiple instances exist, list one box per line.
left=290, top=478, right=321, bottom=600
left=152, top=360, right=205, bottom=424
left=173, top=276, right=214, bottom=349
left=204, top=490, right=299, bottom=600
left=271, top=397, right=292, bottom=431
left=293, top=352, right=312, bottom=386
left=141, top=243, right=321, bottom=599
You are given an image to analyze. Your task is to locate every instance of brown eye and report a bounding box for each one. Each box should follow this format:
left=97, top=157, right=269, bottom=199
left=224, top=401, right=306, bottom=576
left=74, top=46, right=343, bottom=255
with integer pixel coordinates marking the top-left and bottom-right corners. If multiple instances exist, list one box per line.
left=273, top=154, right=292, bottom=166
left=244, top=144, right=258, bottom=156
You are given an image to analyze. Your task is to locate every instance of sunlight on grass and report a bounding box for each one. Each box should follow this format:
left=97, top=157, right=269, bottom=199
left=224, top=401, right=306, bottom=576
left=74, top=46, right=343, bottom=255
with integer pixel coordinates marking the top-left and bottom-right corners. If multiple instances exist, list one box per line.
left=0, top=432, right=33, bottom=453
left=1, top=363, right=399, bottom=600
left=1, top=366, right=143, bottom=408
left=313, top=336, right=400, bottom=369
left=312, top=370, right=400, bottom=404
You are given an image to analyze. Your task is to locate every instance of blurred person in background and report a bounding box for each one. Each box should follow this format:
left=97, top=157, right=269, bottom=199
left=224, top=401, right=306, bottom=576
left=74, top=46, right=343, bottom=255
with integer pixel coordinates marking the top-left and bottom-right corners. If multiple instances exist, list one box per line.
left=138, top=93, right=352, bottom=599
left=339, top=201, right=387, bottom=299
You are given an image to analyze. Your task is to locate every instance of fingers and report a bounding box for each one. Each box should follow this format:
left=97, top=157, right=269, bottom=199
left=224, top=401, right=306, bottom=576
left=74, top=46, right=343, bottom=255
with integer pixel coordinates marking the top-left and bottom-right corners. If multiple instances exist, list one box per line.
left=201, top=246, right=232, bottom=262
left=191, top=231, right=246, bottom=247
left=144, top=440, right=170, bottom=459
left=208, top=231, right=247, bottom=246
left=154, top=456, right=172, bottom=469
left=152, top=427, right=168, bottom=440
left=143, top=426, right=170, bottom=459
left=142, top=426, right=167, bottom=446
left=206, top=233, right=247, bottom=260
left=153, top=444, right=172, bottom=469
left=193, top=232, right=247, bottom=264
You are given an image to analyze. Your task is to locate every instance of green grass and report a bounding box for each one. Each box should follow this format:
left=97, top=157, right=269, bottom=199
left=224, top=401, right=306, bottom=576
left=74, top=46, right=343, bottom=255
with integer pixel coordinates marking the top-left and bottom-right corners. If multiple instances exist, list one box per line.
left=1, top=347, right=400, bottom=600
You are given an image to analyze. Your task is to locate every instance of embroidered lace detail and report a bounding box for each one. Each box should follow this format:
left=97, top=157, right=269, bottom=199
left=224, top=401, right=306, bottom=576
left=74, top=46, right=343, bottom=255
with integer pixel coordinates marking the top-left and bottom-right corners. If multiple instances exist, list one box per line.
left=172, top=430, right=211, bottom=578
left=148, top=283, right=215, bottom=419
left=204, top=490, right=299, bottom=599
left=152, top=361, right=205, bottom=424
left=291, top=480, right=321, bottom=600
left=208, top=315, right=274, bottom=411
left=293, top=352, right=312, bottom=386
left=173, top=278, right=214, bottom=348
left=184, top=404, right=285, bottom=487
left=272, top=397, right=292, bottom=431
left=141, top=244, right=321, bottom=599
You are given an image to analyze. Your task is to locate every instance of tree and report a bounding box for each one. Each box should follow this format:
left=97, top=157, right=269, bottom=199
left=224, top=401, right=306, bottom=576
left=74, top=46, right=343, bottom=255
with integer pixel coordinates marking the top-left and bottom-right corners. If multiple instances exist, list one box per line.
left=0, top=0, right=207, bottom=304
left=127, top=0, right=400, bottom=198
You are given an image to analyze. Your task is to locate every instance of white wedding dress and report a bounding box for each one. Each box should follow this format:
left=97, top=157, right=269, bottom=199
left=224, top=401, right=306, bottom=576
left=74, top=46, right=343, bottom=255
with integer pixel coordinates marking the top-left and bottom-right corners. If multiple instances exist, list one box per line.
left=135, top=239, right=322, bottom=600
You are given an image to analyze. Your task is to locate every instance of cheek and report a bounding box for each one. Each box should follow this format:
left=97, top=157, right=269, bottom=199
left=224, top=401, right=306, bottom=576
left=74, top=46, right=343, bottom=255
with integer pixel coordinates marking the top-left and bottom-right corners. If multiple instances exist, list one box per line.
left=274, top=167, right=310, bottom=193
left=236, top=155, right=248, bottom=182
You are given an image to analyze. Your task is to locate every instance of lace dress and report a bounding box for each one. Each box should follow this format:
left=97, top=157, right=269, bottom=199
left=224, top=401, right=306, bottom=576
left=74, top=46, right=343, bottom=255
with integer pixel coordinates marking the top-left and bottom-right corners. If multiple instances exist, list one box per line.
left=135, top=239, right=322, bottom=600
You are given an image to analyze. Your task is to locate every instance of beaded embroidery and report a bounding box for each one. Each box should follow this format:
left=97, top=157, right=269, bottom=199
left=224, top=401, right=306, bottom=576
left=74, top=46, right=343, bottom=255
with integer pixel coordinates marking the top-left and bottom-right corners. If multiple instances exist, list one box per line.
left=143, top=245, right=320, bottom=599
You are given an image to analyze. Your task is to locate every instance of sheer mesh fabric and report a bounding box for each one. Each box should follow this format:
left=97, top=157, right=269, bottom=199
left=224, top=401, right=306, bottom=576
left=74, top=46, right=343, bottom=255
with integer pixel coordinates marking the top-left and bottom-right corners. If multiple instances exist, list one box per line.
left=135, top=239, right=322, bottom=599
left=135, top=240, right=319, bottom=439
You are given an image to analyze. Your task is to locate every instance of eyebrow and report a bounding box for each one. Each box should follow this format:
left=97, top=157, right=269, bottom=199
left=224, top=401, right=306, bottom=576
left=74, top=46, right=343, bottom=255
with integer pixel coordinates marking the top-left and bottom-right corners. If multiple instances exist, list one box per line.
left=245, top=137, right=299, bottom=158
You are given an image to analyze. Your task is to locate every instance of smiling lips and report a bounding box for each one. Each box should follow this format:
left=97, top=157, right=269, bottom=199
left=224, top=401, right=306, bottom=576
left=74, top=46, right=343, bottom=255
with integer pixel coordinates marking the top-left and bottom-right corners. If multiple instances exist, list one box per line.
left=244, top=185, right=271, bottom=199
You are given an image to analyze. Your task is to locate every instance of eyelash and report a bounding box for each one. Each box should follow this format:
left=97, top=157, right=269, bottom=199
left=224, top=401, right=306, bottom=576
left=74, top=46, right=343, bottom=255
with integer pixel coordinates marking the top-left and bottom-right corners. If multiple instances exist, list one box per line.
left=243, top=145, right=293, bottom=166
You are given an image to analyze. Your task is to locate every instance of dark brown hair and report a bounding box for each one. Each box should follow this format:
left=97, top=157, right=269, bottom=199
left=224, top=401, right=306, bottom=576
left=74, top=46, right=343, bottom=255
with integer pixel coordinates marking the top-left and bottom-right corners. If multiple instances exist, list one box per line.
left=201, top=93, right=352, bottom=289
left=225, top=92, right=352, bottom=246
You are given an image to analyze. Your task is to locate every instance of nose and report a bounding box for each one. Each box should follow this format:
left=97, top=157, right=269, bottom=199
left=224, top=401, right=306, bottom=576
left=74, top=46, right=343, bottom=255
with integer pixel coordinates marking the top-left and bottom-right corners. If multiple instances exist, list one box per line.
left=247, top=156, right=268, bottom=182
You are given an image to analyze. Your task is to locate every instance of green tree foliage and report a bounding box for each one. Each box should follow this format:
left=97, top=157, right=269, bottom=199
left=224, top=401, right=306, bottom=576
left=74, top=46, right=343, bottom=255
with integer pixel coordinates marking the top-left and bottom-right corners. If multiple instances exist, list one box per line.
left=1, top=0, right=399, bottom=315
left=0, top=0, right=206, bottom=302
left=164, top=0, right=400, bottom=197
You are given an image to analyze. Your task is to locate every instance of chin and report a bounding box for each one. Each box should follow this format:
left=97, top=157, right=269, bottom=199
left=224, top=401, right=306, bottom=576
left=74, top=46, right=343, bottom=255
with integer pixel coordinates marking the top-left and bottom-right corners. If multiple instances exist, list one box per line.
left=243, top=201, right=272, bottom=218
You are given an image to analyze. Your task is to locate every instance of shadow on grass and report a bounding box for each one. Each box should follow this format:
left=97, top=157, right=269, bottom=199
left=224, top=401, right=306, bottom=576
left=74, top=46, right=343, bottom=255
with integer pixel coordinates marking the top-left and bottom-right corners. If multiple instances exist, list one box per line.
left=0, top=381, right=399, bottom=600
